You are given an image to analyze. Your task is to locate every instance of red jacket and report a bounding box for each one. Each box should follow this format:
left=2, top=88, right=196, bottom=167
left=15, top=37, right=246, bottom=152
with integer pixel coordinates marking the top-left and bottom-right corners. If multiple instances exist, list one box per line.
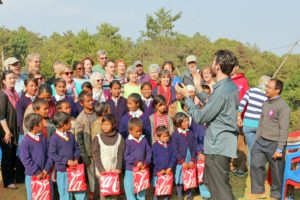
left=231, top=73, right=249, bottom=102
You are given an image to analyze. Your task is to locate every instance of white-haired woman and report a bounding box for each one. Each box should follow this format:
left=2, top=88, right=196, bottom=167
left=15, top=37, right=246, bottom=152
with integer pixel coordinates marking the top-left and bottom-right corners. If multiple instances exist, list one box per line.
left=148, top=64, right=160, bottom=89
left=123, top=66, right=141, bottom=98
left=90, top=72, right=106, bottom=102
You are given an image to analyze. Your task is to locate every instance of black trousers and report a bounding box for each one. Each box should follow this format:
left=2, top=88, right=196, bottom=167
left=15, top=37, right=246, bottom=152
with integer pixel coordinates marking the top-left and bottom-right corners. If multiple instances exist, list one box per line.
left=0, top=142, right=16, bottom=187
left=205, top=154, right=235, bottom=200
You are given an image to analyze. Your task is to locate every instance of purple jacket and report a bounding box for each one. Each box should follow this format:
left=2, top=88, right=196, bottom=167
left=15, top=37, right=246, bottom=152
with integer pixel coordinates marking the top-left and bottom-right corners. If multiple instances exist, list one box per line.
left=48, top=132, right=80, bottom=172
left=152, top=142, right=176, bottom=175
left=20, top=134, right=53, bottom=176
left=190, top=120, right=206, bottom=153
left=137, top=73, right=150, bottom=84
left=51, top=96, right=78, bottom=118
left=16, top=95, right=32, bottom=134
left=124, top=136, right=152, bottom=170
left=107, top=97, right=128, bottom=131
left=142, top=100, right=154, bottom=118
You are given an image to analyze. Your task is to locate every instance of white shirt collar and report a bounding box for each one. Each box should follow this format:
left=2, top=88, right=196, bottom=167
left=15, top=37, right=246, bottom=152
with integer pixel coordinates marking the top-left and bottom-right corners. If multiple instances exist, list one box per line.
left=128, top=134, right=144, bottom=143
left=25, top=93, right=36, bottom=102
left=55, top=94, right=65, bottom=102
left=56, top=130, right=68, bottom=139
left=142, top=97, right=153, bottom=107
left=158, top=140, right=168, bottom=148
left=129, top=109, right=143, bottom=118
left=178, top=128, right=189, bottom=135
left=27, top=132, right=40, bottom=141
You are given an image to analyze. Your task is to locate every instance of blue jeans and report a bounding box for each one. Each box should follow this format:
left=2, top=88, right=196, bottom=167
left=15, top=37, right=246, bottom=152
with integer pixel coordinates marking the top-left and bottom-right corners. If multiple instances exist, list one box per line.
left=243, top=126, right=257, bottom=166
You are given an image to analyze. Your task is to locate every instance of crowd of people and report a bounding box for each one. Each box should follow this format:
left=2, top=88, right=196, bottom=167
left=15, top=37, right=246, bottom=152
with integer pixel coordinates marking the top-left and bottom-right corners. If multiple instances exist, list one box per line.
left=0, top=49, right=291, bottom=200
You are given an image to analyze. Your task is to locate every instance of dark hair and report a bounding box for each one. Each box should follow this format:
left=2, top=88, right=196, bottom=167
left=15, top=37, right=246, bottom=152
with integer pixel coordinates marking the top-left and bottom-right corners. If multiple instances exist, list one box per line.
left=110, top=80, right=121, bottom=89
left=161, top=61, right=175, bottom=72
left=180, top=100, right=188, bottom=111
left=28, top=69, right=43, bottom=79
left=214, top=50, right=237, bottom=76
left=128, top=93, right=144, bottom=111
left=81, top=81, right=93, bottom=90
left=54, top=78, right=66, bottom=87
left=271, top=79, right=284, bottom=94
left=128, top=117, right=143, bottom=130
left=78, top=90, right=93, bottom=103
left=56, top=99, right=70, bottom=110
left=141, top=82, right=152, bottom=90
left=0, top=70, right=15, bottom=89
left=80, top=57, right=95, bottom=66
left=72, top=61, right=81, bottom=70
left=102, top=113, right=117, bottom=130
left=94, top=102, right=110, bottom=117
left=24, top=77, right=38, bottom=87
left=173, top=112, right=189, bottom=128
left=155, top=125, right=169, bottom=138
left=37, top=84, right=52, bottom=96
left=153, top=95, right=167, bottom=108
left=24, top=113, right=43, bottom=131
left=202, top=84, right=211, bottom=94
left=32, top=98, right=49, bottom=111
left=52, top=112, right=71, bottom=128
left=157, top=69, right=172, bottom=86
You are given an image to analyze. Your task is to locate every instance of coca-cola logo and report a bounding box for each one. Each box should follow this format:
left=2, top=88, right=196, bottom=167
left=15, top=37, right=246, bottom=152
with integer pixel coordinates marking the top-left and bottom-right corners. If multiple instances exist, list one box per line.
left=67, top=166, right=87, bottom=192
left=133, top=170, right=150, bottom=193
left=183, top=168, right=197, bottom=190
left=100, top=174, right=120, bottom=195
left=197, top=162, right=205, bottom=183
left=155, top=174, right=173, bottom=195
left=31, top=179, right=51, bottom=200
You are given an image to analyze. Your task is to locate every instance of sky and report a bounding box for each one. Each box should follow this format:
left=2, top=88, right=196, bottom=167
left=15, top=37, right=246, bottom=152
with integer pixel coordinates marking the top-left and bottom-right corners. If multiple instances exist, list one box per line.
left=0, top=0, right=299, bottom=55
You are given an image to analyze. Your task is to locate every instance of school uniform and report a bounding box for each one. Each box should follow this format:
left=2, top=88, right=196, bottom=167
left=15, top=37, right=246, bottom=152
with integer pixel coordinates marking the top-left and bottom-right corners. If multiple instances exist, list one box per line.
left=20, top=132, right=53, bottom=200
left=48, top=130, right=86, bottom=200
left=124, top=135, right=152, bottom=200
left=118, top=110, right=151, bottom=144
left=51, top=95, right=78, bottom=118
left=107, top=97, right=127, bottom=131
left=16, top=94, right=35, bottom=135
left=142, top=97, right=154, bottom=118
left=149, top=113, right=174, bottom=144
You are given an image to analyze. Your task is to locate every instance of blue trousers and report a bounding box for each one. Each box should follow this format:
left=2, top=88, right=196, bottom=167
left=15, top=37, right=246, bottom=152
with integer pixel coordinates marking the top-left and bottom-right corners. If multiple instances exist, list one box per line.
left=124, top=170, right=146, bottom=200
left=243, top=126, right=257, bottom=166
left=56, top=171, right=87, bottom=200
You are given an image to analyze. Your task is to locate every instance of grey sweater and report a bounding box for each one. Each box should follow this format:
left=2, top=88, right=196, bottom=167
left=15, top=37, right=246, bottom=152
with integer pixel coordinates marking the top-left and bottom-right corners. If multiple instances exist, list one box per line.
left=256, top=96, right=291, bottom=150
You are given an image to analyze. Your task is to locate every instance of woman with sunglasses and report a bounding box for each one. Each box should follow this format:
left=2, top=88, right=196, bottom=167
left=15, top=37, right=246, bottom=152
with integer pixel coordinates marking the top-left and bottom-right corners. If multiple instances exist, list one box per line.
left=90, top=72, right=106, bottom=102
left=73, top=61, right=88, bottom=94
left=28, top=69, right=45, bottom=86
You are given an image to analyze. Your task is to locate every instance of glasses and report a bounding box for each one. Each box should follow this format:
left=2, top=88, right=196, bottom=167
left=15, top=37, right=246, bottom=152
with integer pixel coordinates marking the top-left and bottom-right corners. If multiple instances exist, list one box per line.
left=96, top=79, right=104, bottom=82
left=100, top=57, right=107, bottom=60
left=77, top=67, right=84, bottom=71
left=35, top=77, right=44, bottom=81
left=64, top=72, right=73, bottom=76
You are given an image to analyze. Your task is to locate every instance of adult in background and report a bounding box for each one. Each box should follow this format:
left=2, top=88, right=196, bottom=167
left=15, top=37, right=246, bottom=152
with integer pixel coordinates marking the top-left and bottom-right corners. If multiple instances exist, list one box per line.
left=237, top=75, right=270, bottom=165
left=46, top=61, right=66, bottom=85
left=21, top=53, right=41, bottom=80
left=102, top=60, right=120, bottom=100
left=175, top=49, right=239, bottom=200
left=73, top=61, right=88, bottom=93
left=123, top=66, right=141, bottom=98
left=181, top=55, right=200, bottom=86
left=249, top=79, right=290, bottom=200
left=201, top=66, right=216, bottom=92
left=82, top=57, right=95, bottom=79
left=0, top=70, right=19, bottom=189
left=3, top=57, right=25, bottom=96
left=28, top=69, right=45, bottom=86
left=90, top=72, right=106, bottom=102
left=148, top=63, right=160, bottom=89
left=115, top=59, right=128, bottom=96
left=93, top=49, right=107, bottom=75
left=161, top=61, right=181, bottom=86
left=134, top=61, right=150, bottom=84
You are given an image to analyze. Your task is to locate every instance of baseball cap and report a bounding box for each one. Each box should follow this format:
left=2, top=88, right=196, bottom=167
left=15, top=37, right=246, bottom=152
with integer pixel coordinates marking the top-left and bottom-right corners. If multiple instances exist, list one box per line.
left=186, top=55, right=197, bottom=63
left=4, top=57, right=20, bottom=68
left=133, top=60, right=143, bottom=67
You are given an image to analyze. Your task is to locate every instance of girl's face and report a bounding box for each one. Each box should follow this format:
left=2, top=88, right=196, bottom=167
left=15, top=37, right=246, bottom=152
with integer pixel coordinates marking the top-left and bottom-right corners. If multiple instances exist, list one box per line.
left=26, top=81, right=38, bottom=96
left=129, top=126, right=142, bottom=140
left=111, top=84, right=121, bottom=98
left=84, top=59, right=93, bottom=73
left=203, top=69, right=213, bottom=82
left=160, top=75, right=170, bottom=86
left=117, top=62, right=126, bottom=75
left=34, top=75, right=45, bottom=86
left=101, top=120, right=113, bottom=134
left=2, top=73, right=16, bottom=89
left=156, top=103, right=166, bottom=114
left=141, top=85, right=152, bottom=99
left=127, top=97, right=140, bottom=111
left=181, top=118, right=190, bottom=130
left=94, top=75, right=104, bottom=89
left=36, top=103, right=49, bottom=118
left=75, top=63, right=85, bottom=78
left=150, top=71, right=159, bottom=81
left=38, top=92, right=52, bottom=102
left=159, top=132, right=170, bottom=144
left=105, top=62, right=116, bottom=76
left=55, top=82, right=67, bottom=96
left=129, top=72, right=138, bottom=83
left=61, top=69, right=73, bottom=83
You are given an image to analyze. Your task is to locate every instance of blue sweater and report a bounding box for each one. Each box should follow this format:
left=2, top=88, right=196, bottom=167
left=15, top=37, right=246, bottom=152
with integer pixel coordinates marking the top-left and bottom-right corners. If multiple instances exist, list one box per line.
left=190, top=120, right=206, bottom=153
left=48, top=132, right=80, bottom=172
left=152, top=142, right=176, bottom=175
left=124, top=137, right=152, bottom=170
left=107, top=97, right=128, bottom=131
left=142, top=100, right=154, bottom=118
left=171, top=129, right=197, bottom=164
left=20, top=134, right=53, bottom=176
left=16, top=95, right=32, bottom=134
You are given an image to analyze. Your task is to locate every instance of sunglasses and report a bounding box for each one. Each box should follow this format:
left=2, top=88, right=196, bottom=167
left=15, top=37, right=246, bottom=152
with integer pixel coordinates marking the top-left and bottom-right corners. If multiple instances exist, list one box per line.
left=64, top=72, right=73, bottom=76
left=77, top=67, right=84, bottom=71
left=100, top=57, right=107, bottom=60
left=35, top=77, right=44, bottom=81
left=96, top=79, right=104, bottom=82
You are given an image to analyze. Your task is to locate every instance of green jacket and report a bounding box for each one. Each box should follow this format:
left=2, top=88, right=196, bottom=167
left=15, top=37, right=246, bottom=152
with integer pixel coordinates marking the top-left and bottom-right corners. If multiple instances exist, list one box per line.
left=185, top=78, right=239, bottom=158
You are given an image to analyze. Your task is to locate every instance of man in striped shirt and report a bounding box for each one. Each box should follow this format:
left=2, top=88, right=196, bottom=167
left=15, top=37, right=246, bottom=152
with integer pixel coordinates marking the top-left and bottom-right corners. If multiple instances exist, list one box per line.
left=237, top=75, right=271, bottom=165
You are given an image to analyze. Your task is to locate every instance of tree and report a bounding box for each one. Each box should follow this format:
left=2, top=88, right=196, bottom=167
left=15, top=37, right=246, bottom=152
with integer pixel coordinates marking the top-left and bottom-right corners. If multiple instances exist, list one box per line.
left=141, top=7, right=181, bottom=40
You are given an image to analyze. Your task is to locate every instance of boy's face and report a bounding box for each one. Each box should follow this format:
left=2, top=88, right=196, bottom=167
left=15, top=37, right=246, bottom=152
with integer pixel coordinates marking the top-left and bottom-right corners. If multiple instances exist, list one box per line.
left=36, top=104, right=49, bottom=118
left=55, top=82, right=66, bottom=96
left=81, top=95, right=94, bottom=110
left=62, top=120, right=71, bottom=132
left=129, top=126, right=142, bottom=140
left=141, top=85, right=152, bottom=99
left=34, top=121, right=45, bottom=133
left=159, top=132, right=170, bottom=144
left=111, top=84, right=121, bottom=98
left=59, top=102, right=71, bottom=115
left=101, top=121, right=113, bottom=133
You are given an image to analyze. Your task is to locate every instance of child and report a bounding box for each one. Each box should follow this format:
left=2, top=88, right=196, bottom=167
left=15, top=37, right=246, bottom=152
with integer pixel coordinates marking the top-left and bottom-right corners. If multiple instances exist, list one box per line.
left=75, top=91, right=97, bottom=195
left=92, top=113, right=125, bottom=200
left=48, top=112, right=85, bottom=200
left=20, top=113, right=53, bottom=200
left=51, top=78, right=77, bottom=118
left=186, top=85, right=201, bottom=108
left=149, top=95, right=174, bottom=144
left=124, top=118, right=152, bottom=200
left=56, top=100, right=76, bottom=136
left=107, top=80, right=127, bottom=131
left=75, top=82, right=98, bottom=115
left=152, top=126, right=176, bottom=200
left=172, top=112, right=197, bottom=200
left=141, top=82, right=154, bottom=118
left=91, top=102, right=111, bottom=140
left=119, top=93, right=151, bottom=144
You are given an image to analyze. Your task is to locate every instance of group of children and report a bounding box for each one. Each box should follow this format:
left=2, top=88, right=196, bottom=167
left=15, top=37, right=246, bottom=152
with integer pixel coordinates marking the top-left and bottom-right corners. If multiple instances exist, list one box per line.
left=18, top=77, right=211, bottom=200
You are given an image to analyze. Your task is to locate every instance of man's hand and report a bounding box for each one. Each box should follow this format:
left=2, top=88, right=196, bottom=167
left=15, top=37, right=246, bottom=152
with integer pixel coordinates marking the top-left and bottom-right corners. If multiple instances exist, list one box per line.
left=272, top=151, right=283, bottom=160
left=175, top=84, right=189, bottom=98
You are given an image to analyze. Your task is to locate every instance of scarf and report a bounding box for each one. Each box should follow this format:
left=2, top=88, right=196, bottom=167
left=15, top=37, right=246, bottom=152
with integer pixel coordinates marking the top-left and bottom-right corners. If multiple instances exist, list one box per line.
left=158, top=86, right=171, bottom=105
left=2, top=87, right=19, bottom=109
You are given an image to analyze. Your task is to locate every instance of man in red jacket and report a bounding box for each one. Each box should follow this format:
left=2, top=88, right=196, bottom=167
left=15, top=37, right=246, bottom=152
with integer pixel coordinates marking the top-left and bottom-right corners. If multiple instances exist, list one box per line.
left=231, top=61, right=249, bottom=177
